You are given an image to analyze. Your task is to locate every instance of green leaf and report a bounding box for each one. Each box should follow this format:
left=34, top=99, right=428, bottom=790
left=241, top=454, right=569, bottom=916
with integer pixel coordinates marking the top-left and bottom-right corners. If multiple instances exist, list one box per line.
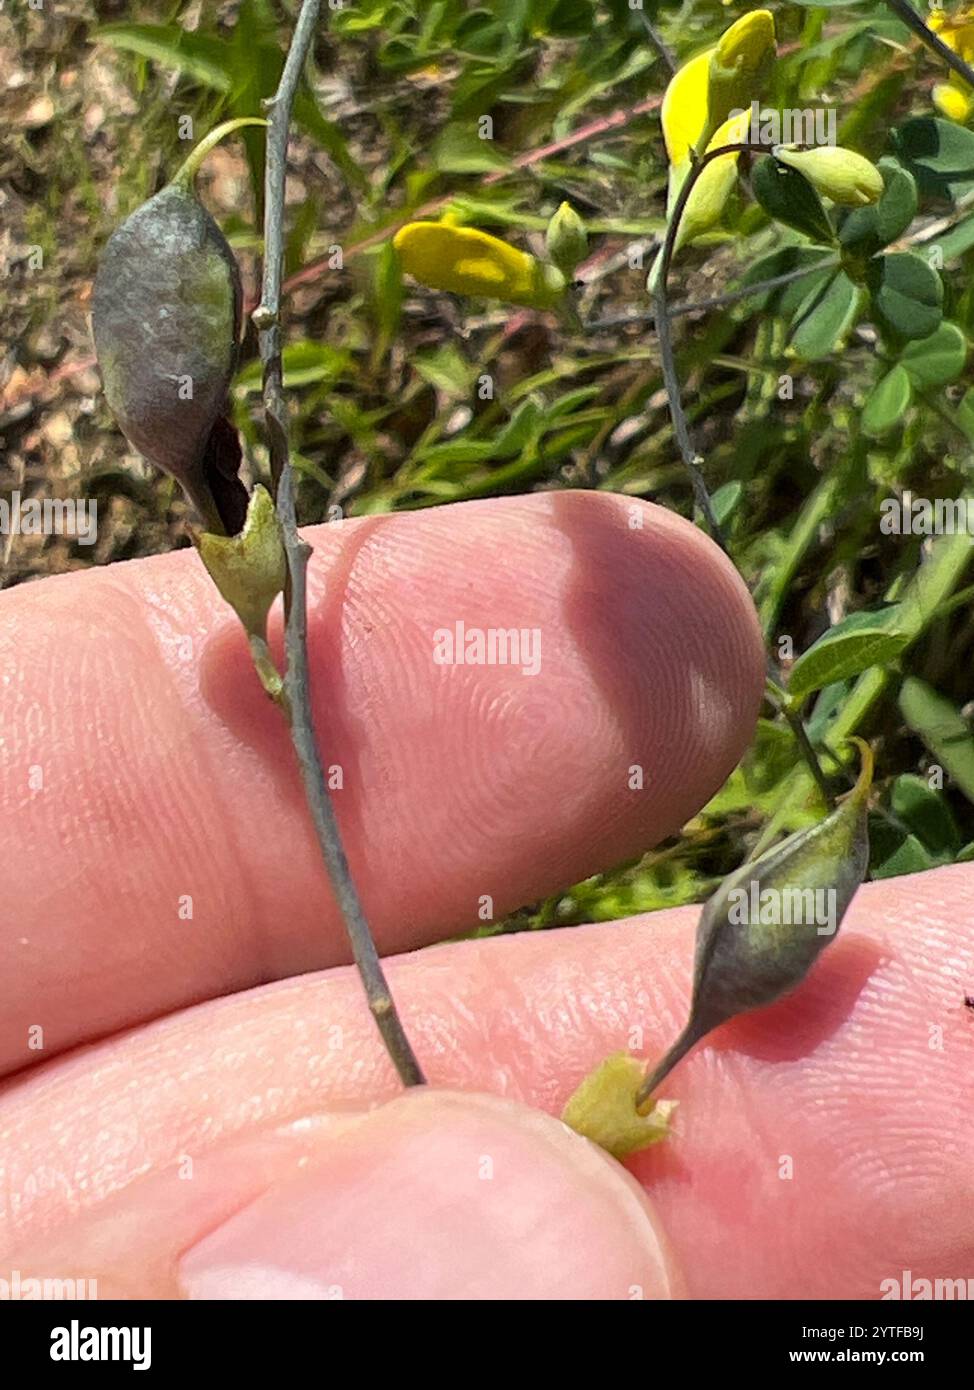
left=862, top=363, right=912, bottom=437
left=96, top=22, right=233, bottom=90
left=890, top=774, right=962, bottom=856
left=752, top=157, right=835, bottom=245
left=432, top=126, right=511, bottom=174
left=235, top=343, right=351, bottom=393
left=869, top=823, right=939, bottom=880
left=367, top=240, right=403, bottom=366
left=929, top=213, right=974, bottom=265
left=892, top=117, right=974, bottom=204
left=789, top=269, right=861, bottom=360
left=789, top=609, right=909, bottom=700
left=839, top=158, right=917, bottom=255
left=414, top=343, right=477, bottom=397
left=712, top=480, right=743, bottom=527
left=900, top=321, right=969, bottom=388
left=739, top=247, right=838, bottom=317
left=867, top=251, right=943, bottom=341
left=899, top=677, right=974, bottom=805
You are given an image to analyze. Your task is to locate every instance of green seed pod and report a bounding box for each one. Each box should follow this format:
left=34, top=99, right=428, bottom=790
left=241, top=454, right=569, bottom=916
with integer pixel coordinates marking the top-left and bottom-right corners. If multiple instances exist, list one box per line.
left=636, top=740, right=873, bottom=1112
left=91, top=121, right=264, bottom=534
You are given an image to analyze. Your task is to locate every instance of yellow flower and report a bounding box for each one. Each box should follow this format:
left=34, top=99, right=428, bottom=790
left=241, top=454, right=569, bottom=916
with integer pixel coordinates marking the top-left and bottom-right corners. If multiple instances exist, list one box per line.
left=773, top=145, right=884, bottom=207
left=929, top=8, right=974, bottom=56
left=648, top=111, right=751, bottom=293
left=709, top=8, right=777, bottom=135
left=676, top=112, right=752, bottom=253
left=659, top=9, right=776, bottom=274
left=661, top=9, right=776, bottom=167
left=393, top=221, right=565, bottom=308
left=661, top=48, right=714, bottom=167
left=929, top=8, right=974, bottom=123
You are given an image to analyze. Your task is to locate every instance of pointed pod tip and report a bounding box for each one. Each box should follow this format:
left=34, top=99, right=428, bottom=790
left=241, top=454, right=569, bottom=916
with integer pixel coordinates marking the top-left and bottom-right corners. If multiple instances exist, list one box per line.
left=843, top=736, right=875, bottom=805
left=172, top=117, right=270, bottom=190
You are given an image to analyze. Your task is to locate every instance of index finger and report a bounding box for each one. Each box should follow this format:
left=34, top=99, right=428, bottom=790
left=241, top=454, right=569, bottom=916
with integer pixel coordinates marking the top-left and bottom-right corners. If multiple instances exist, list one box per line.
left=0, top=489, right=763, bottom=1074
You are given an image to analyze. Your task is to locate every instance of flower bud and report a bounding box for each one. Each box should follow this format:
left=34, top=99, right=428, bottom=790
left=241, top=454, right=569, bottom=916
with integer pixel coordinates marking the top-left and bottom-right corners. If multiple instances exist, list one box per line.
left=933, top=79, right=974, bottom=124
left=676, top=111, right=750, bottom=250
left=708, top=9, right=776, bottom=134
left=393, top=221, right=566, bottom=309
left=649, top=110, right=749, bottom=290
left=772, top=144, right=885, bottom=207
left=544, top=201, right=588, bottom=279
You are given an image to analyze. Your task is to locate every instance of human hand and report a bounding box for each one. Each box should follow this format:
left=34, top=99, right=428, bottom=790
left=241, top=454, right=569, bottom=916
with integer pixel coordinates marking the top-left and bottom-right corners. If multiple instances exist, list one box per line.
left=1, top=492, right=970, bottom=1299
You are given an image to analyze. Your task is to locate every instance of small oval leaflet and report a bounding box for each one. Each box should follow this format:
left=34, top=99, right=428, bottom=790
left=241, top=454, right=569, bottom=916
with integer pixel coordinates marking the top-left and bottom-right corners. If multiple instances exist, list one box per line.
left=635, top=739, right=874, bottom=1113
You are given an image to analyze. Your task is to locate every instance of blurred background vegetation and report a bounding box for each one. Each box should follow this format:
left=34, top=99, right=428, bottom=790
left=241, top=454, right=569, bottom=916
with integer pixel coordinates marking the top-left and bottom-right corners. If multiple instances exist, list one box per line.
left=4, top=0, right=974, bottom=929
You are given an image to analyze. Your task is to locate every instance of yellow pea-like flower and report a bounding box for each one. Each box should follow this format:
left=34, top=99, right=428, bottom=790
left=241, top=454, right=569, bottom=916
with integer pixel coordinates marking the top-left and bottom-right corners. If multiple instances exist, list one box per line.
left=709, top=8, right=777, bottom=134
left=934, top=80, right=974, bottom=123
left=648, top=112, right=750, bottom=294
left=393, top=221, right=565, bottom=308
left=659, top=9, right=776, bottom=281
left=661, top=48, right=714, bottom=168
left=929, top=7, right=974, bottom=59
left=773, top=144, right=884, bottom=207
left=661, top=9, right=776, bottom=167
left=929, top=9, right=974, bottom=123
left=675, top=112, right=752, bottom=253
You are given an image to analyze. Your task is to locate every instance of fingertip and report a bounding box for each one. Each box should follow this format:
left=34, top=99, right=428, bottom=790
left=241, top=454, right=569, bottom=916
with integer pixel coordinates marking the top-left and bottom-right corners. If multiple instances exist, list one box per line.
left=177, top=1089, right=681, bottom=1300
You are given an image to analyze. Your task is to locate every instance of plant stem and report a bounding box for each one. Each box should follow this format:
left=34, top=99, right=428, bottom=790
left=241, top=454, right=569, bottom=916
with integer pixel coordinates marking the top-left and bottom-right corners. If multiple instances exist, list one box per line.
left=637, top=10, right=677, bottom=77
left=589, top=256, right=839, bottom=332
left=651, top=141, right=772, bottom=550
left=883, top=0, right=974, bottom=90
left=254, top=0, right=425, bottom=1088
left=654, top=140, right=834, bottom=802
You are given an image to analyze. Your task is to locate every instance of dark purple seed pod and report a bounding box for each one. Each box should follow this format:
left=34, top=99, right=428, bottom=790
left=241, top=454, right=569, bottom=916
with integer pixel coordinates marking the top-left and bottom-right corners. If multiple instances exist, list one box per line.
left=92, top=178, right=247, bottom=533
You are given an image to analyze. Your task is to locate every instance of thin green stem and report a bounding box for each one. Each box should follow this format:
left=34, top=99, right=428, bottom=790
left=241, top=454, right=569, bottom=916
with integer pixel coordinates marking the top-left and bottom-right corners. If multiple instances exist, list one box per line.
left=654, top=140, right=834, bottom=802
left=652, top=140, right=771, bottom=549
left=589, top=256, right=839, bottom=332
left=255, top=0, right=425, bottom=1089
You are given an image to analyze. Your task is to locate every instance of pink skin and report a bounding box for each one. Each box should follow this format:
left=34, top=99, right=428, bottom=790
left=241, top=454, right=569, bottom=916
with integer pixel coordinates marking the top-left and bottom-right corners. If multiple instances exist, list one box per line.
left=1, top=491, right=970, bottom=1299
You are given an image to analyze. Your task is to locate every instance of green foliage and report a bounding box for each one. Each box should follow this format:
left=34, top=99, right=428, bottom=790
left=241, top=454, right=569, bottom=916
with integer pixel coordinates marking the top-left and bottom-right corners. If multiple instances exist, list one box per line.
left=752, top=157, right=836, bottom=246
left=839, top=158, right=918, bottom=257
left=862, top=364, right=912, bottom=437
left=787, top=609, right=910, bottom=701
left=81, top=0, right=974, bottom=928
left=790, top=269, right=862, bottom=358
left=867, top=251, right=944, bottom=341
left=892, top=117, right=974, bottom=204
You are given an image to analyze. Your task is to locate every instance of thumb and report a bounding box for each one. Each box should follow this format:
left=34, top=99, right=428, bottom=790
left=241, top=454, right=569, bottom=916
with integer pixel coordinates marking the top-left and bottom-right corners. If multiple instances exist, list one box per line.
left=177, top=1089, right=680, bottom=1300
